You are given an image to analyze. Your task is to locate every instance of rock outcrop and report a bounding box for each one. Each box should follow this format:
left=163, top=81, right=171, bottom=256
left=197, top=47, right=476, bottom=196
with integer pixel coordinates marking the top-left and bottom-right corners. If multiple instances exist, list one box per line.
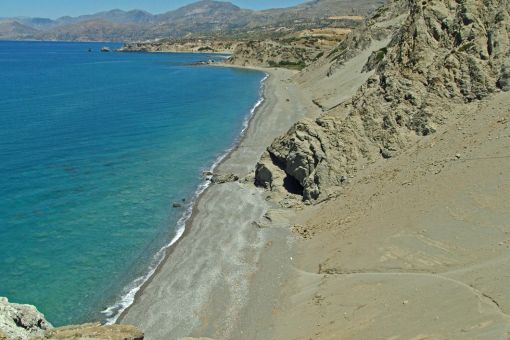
left=211, top=173, right=239, bottom=184
left=255, top=0, right=510, bottom=201
left=43, top=323, right=144, bottom=340
left=228, top=39, right=322, bottom=69
left=319, top=0, right=410, bottom=76
left=118, top=39, right=239, bottom=54
left=0, top=297, right=51, bottom=340
left=0, top=297, right=143, bottom=340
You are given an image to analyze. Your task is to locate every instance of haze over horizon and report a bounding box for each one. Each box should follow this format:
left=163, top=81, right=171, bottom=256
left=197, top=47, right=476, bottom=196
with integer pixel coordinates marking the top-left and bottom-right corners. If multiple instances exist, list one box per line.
left=0, top=0, right=306, bottom=19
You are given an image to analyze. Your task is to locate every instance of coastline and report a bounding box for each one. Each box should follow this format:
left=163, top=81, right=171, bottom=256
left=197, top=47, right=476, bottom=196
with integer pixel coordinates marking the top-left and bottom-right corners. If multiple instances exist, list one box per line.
left=117, top=49, right=234, bottom=55
left=103, top=66, right=268, bottom=324
left=118, top=64, right=312, bottom=338
left=3, top=0, right=509, bottom=337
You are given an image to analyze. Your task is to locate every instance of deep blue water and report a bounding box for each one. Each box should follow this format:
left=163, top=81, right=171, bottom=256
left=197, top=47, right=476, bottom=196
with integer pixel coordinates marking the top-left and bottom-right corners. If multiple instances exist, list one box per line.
left=0, top=41, right=264, bottom=326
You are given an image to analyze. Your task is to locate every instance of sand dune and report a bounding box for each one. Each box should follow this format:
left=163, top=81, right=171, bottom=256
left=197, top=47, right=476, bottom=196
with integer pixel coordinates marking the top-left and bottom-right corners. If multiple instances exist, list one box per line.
left=272, top=92, right=510, bottom=339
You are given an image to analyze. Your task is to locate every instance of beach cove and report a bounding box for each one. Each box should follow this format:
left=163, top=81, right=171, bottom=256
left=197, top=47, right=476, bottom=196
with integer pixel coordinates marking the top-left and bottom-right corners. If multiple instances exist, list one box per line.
left=119, top=65, right=314, bottom=338
left=2, top=0, right=510, bottom=338
left=0, top=41, right=267, bottom=327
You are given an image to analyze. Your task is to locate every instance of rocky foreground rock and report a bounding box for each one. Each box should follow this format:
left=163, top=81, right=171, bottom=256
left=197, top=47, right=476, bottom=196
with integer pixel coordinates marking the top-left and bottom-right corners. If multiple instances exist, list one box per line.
left=255, top=0, right=510, bottom=201
left=0, top=297, right=51, bottom=339
left=0, top=297, right=143, bottom=340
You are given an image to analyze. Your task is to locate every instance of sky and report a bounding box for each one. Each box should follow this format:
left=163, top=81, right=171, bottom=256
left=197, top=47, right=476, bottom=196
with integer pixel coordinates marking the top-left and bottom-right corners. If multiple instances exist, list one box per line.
left=0, top=0, right=307, bottom=19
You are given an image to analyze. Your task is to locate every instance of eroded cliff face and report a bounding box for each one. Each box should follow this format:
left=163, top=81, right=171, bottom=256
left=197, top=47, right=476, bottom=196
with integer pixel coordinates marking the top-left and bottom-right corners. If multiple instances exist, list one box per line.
left=118, top=39, right=240, bottom=54
left=228, top=39, right=321, bottom=69
left=256, top=0, right=510, bottom=201
left=0, top=297, right=143, bottom=340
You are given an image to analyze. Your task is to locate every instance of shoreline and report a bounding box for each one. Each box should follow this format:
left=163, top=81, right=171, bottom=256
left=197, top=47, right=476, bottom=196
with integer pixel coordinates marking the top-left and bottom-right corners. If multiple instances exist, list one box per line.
left=105, top=65, right=270, bottom=325
left=119, top=64, right=310, bottom=338
left=117, top=49, right=234, bottom=55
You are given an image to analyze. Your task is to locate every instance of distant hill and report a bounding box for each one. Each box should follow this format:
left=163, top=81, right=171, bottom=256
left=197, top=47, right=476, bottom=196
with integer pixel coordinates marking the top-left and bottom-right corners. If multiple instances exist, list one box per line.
left=54, top=9, right=154, bottom=26
left=0, top=0, right=385, bottom=42
left=40, top=20, right=145, bottom=42
left=0, top=20, right=39, bottom=40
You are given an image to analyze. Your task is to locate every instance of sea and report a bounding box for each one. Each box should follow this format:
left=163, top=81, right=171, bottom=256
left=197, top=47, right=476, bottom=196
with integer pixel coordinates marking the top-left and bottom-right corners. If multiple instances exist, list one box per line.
left=0, top=41, right=265, bottom=326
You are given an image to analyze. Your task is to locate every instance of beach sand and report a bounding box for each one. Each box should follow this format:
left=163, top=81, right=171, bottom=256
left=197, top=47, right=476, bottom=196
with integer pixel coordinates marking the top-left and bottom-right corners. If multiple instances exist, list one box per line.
left=120, top=67, right=314, bottom=339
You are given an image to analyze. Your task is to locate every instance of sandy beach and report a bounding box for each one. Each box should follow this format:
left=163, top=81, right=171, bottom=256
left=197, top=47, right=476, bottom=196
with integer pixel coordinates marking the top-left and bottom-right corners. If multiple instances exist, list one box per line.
left=120, top=66, right=314, bottom=339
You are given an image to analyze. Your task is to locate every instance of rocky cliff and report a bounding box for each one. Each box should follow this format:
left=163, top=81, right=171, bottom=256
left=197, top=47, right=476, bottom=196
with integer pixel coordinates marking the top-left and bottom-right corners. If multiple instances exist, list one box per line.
left=255, top=0, right=510, bottom=202
left=228, top=39, right=322, bottom=69
left=0, top=298, right=51, bottom=339
left=118, top=39, right=239, bottom=54
left=0, top=297, right=143, bottom=340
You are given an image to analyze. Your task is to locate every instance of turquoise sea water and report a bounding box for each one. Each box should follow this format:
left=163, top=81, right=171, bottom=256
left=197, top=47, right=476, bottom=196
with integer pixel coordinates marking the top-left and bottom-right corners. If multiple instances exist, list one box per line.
left=0, top=41, right=265, bottom=326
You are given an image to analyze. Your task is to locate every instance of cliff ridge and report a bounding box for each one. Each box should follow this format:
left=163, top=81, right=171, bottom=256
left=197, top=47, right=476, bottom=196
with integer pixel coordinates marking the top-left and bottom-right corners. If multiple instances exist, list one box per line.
left=255, top=0, right=510, bottom=201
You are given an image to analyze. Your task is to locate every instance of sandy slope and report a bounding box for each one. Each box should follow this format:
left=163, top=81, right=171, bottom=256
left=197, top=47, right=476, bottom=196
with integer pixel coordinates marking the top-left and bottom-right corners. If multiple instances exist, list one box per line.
left=271, top=91, right=510, bottom=339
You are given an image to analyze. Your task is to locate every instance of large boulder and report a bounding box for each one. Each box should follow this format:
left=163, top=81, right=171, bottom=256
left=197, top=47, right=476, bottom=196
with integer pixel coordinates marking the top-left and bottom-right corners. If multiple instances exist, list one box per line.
left=210, top=173, right=239, bottom=184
